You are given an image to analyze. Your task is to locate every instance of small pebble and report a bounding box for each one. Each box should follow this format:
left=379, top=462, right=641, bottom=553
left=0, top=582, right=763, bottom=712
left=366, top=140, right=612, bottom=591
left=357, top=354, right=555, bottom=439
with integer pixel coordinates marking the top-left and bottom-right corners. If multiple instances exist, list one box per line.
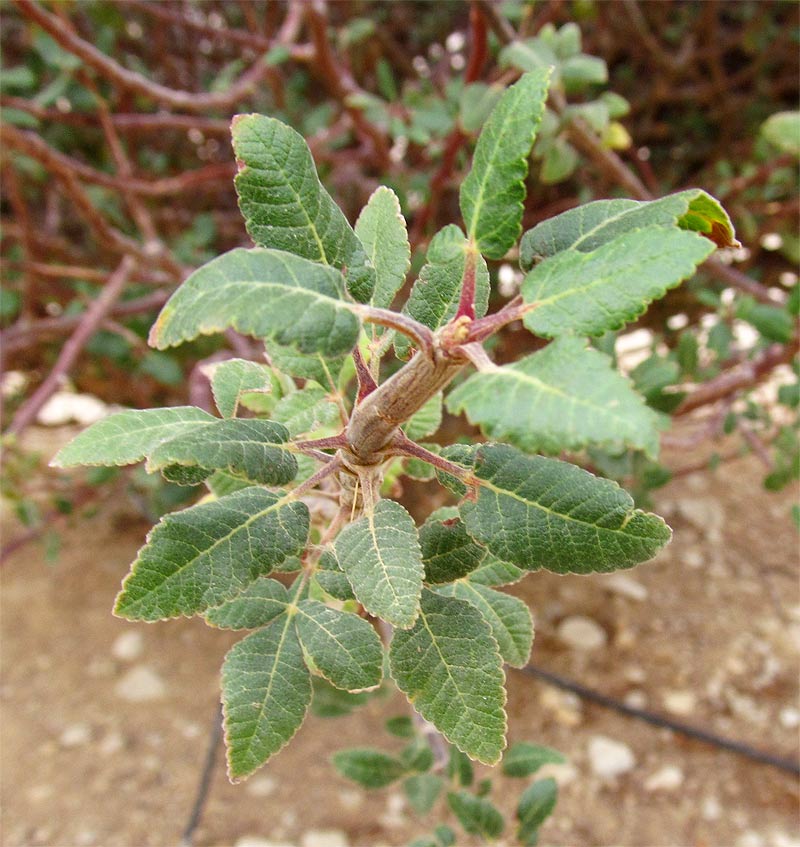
left=114, top=666, right=166, bottom=702
left=605, top=574, right=648, bottom=601
left=736, top=832, right=765, bottom=847
left=587, top=735, right=636, bottom=779
left=779, top=707, right=800, bottom=729
left=99, top=731, right=125, bottom=755
left=624, top=690, right=647, bottom=709
left=644, top=765, right=684, bottom=792
left=557, top=615, right=608, bottom=651
left=300, top=831, right=349, bottom=847
left=111, top=631, right=144, bottom=662
left=234, top=839, right=292, bottom=847
left=60, top=722, right=92, bottom=748
left=684, top=549, right=705, bottom=568
left=702, top=795, right=722, bottom=821
left=662, top=689, right=697, bottom=716
left=246, top=776, right=277, bottom=798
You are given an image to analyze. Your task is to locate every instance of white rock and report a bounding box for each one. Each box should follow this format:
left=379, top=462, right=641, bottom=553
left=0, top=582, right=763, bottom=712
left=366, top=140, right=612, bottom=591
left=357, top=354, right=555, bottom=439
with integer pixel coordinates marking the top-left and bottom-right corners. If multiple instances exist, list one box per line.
left=624, top=690, right=647, bottom=709
left=701, top=795, right=722, bottom=821
left=662, top=689, right=697, bottom=716
left=557, top=615, right=607, bottom=650
left=60, top=722, right=92, bottom=747
left=246, top=776, right=277, bottom=798
left=587, top=735, right=636, bottom=779
left=736, top=832, right=765, bottom=847
left=644, top=765, right=684, bottom=792
left=605, top=574, right=648, bottom=601
left=99, top=730, right=125, bottom=755
left=114, top=665, right=166, bottom=701
left=234, top=839, right=292, bottom=847
left=300, top=830, right=349, bottom=847
left=677, top=497, right=724, bottom=540
left=111, top=631, right=144, bottom=662
left=338, top=789, right=363, bottom=811
left=779, top=707, right=800, bottom=729
left=684, top=548, right=705, bottom=568
left=37, top=391, right=108, bottom=426
left=769, top=831, right=800, bottom=847
left=537, top=762, right=578, bottom=786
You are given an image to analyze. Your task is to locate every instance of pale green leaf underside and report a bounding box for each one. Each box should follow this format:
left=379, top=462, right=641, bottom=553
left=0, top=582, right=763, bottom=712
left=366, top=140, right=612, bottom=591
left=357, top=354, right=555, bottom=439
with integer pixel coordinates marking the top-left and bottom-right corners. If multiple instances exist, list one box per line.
left=270, top=383, right=340, bottom=437
left=389, top=589, right=507, bottom=765
left=51, top=407, right=216, bottom=468
left=115, top=488, right=309, bottom=621
left=149, top=248, right=360, bottom=358
left=460, top=69, right=552, bottom=259
left=468, top=555, right=525, bottom=587
left=232, top=114, right=374, bottom=302
left=447, top=336, right=663, bottom=458
left=404, top=392, right=443, bottom=441
left=355, top=185, right=410, bottom=311
left=222, top=612, right=311, bottom=780
left=522, top=227, right=715, bottom=337
left=204, top=577, right=289, bottom=630
left=264, top=339, right=346, bottom=389
left=396, top=225, right=490, bottom=357
left=210, top=359, right=275, bottom=418
left=295, top=599, right=383, bottom=692
left=438, top=582, right=533, bottom=668
left=520, top=189, right=737, bottom=269
left=147, top=418, right=297, bottom=486
left=461, top=444, right=671, bottom=574
left=334, top=500, right=423, bottom=628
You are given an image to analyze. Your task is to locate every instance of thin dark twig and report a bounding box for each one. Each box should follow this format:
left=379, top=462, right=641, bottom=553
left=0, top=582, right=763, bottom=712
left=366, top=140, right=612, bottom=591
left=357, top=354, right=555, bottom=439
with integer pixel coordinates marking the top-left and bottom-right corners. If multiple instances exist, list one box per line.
left=179, top=703, right=223, bottom=847
left=519, top=664, right=800, bottom=777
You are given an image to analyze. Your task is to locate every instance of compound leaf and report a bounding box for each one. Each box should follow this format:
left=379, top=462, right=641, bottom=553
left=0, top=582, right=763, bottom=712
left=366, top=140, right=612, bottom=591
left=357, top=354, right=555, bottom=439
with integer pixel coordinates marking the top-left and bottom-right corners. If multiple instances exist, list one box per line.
left=438, top=582, right=533, bottom=668
left=147, top=418, right=297, bottom=486
left=222, top=612, right=312, bottom=780
left=447, top=336, right=662, bottom=458
left=331, top=748, right=407, bottom=788
left=389, top=589, right=506, bottom=765
left=114, top=488, right=309, bottom=621
left=150, top=248, right=360, bottom=358
left=396, top=225, right=489, bottom=357
left=204, top=577, right=289, bottom=630
left=51, top=407, right=216, bottom=468
left=522, top=227, right=715, bottom=338
left=447, top=791, right=505, bottom=839
left=460, top=69, right=551, bottom=259
left=334, top=499, right=423, bottom=628
left=520, top=189, right=737, bottom=268
left=295, top=598, right=383, bottom=692
left=232, top=113, right=374, bottom=301
left=461, top=444, right=671, bottom=574
left=355, top=185, right=410, bottom=310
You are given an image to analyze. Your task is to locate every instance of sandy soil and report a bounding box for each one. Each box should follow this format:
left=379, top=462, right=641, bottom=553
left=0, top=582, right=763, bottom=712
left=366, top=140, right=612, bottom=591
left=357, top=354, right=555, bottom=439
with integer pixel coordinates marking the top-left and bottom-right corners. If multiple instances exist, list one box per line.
left=2, top=445, right=798, bottom=847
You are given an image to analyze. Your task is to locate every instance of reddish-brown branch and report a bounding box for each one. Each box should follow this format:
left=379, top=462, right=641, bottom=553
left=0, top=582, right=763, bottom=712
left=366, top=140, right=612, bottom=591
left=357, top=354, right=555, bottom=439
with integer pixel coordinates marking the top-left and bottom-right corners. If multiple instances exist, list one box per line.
left=6, top=256, right=136, bottom=436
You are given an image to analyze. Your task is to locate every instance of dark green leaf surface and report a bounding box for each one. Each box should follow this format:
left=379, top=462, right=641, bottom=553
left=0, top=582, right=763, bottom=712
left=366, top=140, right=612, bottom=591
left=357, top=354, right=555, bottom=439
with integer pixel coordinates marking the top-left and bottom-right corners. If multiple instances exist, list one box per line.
left=51, top=407, right=216, bottom=468
left=460, top=69, right=551, bottom=259
left=419, top=509, right=486, bottom=584
left=389, top=589, right=506, bottom=765
left=461, top=444, right=671, bottom=573
left=334, top=500, right=423, bottom=628
left=232, top=114, right=374, bottom=301
left=520, top=189, right=736, bottom=269
left=204, top=577, right=289, bottom=630
left=210, top=359, right=275, bottom=418
left=150, top=248, right=360, bottom=357
left=502, top=742, right=565, bottom=777
left=114, top=488, right=309, bottom=621
left=331, top=748, right=407, bottom=788
left=147, top=419, right=298, bottom=485
left=295, top=599, right=383, bottom=691
left=447, top=791, right=505, bottom=839
left=517, top=778, right=558, bottom=844
left=222, top=612, right=311, bottom=780
left=447, top=337, right=662, bottom=458
left=315, top=548, right=355, bottom=601
left=522, top=227, right=715, bottom=338
left=467, top=555, right=525, bottom=587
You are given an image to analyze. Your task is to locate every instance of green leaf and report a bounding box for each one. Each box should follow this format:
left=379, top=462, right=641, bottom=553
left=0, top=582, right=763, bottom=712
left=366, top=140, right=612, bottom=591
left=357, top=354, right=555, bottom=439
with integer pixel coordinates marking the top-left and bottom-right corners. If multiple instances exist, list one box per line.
left=447, top=791, right=505, bottom=839
left=517, top=778, right=558, bottom=844
left=147, top=419, right=298, bottom=486
left=355, top=186, right=410, bottom=310
left=404, top=774, right=443, bottom=815
left=437, top=582, right=533, bottom=668
left=761, top=111, right=800, bottom=156
left=232, top=113, right=374, bottom=301
left=205, top=469, right=255, bottom=498
left=461, top=444, right=671, bottom=574
left=460, top=69, right=552, bottom=259
left=311, top=678, right=374, bottom=718
left=204, top=577, right=289, bottom=629
left=447, top=748, right=474, bottom=786
left=520, top=189, right=737, bottom=269
left=400, top=737, right=435, bottom=772
left=385, top=715, right=415, bottom=738
left=114, top=488, right=309, bottom=621
left=295, top=599, right=383, bottom=691
left=51, top=407, right=215, bottom=468
left=405, top=393, right=443, bottom=441
left=561, top=54, right=608, bottom=89
left=264, top=340, right=346, bottom=389
left=149, top=248, right=360, bottom=358
left=331, top=748, right=407, bottom=788
left=459, top=82, right=504, bottom=134
left=467, top=555, right=525, bottom=587
left=210, top=358, right=275, bottom=418
left=419, top=509, right=486, bottom=584
left=503, top=742, right=565, bottom=777
left=396, top=226, right=489, bottom=357
left=499, top=39, right=557, bottom=75
left=334, top=500, right=424, bottom=628
left=434, top=824, right=457, bottom=847
left=390, top=589, right=506, bottom=765
left=447, top=336, right=663, bottom=458
left=160, top=464, right=211, bottom=487
left=222, top=612, right=312, bottom=780
left=315, top=547, right=355, bottom=601
left=270, top=382, right=340, bottom=437
left=521, top=227, right=715, bottom=338
left=435, top=443, right=479, bottom=498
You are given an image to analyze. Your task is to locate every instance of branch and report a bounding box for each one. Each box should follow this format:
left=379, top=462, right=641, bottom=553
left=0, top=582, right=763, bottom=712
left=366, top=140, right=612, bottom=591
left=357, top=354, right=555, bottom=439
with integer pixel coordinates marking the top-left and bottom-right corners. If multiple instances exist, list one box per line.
left=5, top=256, right=136, bottom=436
left=355, top=305, right=435, bottom=353
left=387, top=432, right=473, bottom=480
